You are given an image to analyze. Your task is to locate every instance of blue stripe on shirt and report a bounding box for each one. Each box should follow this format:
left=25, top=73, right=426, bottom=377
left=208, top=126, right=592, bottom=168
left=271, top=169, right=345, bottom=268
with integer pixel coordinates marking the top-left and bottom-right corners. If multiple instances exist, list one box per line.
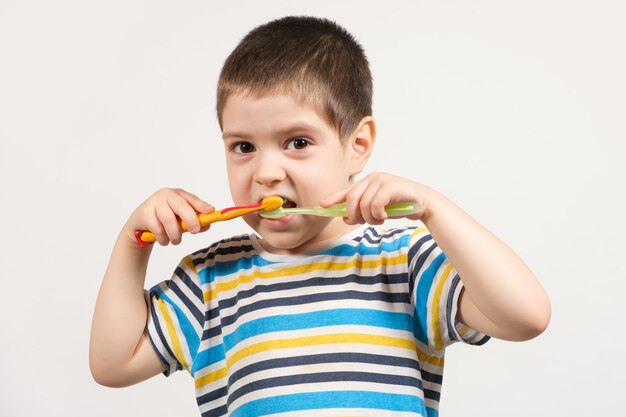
left=230, top=390, right=426, bottom=417
left=152, top=287, right=200, bottom=367
left=414, top=251, right=447, bottom=345
left=198, top=254, right=279, bottom=285
left=192, top=344, right=226, bottom=375
left=322, top=235, right=410, bottom=257
left=223, top=308, right=414, bottom=351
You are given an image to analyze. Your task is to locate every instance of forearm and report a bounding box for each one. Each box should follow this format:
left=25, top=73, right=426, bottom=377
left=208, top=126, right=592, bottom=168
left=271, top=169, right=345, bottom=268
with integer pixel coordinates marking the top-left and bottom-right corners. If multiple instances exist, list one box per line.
left=89, top=230, right=153, bottom=380
left=421, top=187, right=550, bottom=340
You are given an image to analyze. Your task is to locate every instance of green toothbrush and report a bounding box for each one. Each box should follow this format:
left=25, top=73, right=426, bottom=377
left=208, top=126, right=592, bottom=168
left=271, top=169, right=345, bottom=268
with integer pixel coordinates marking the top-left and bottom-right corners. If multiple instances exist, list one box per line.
left=260, top=202, right=424, bottom=219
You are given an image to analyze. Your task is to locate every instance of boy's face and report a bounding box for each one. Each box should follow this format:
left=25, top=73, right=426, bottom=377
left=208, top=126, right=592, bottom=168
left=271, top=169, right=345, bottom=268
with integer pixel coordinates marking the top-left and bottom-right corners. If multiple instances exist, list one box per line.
left=221, top=93, right=361, bottom=254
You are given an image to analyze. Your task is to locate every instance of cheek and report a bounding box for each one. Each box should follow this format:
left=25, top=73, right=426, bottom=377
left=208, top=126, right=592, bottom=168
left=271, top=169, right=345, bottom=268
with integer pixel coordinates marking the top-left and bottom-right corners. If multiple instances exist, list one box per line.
left=226, top=164, right=248, bottom=203
left=297, top=158, right=351, bottom=194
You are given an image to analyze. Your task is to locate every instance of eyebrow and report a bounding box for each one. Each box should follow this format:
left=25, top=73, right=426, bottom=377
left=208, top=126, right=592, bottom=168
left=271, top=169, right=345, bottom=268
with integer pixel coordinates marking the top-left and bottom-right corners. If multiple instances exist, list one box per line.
left=222, top=122, right=321, bottom=140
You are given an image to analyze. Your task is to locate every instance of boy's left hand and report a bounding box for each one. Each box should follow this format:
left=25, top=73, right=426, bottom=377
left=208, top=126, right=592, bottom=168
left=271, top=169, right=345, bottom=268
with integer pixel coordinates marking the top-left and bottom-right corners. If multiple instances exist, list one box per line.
left=320, top=172, right=428, bottom=225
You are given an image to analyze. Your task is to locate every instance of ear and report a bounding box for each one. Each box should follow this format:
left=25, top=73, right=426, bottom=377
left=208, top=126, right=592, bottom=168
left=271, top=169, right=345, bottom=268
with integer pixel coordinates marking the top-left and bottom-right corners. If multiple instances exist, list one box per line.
left=347, top=116, right=377, bottom=177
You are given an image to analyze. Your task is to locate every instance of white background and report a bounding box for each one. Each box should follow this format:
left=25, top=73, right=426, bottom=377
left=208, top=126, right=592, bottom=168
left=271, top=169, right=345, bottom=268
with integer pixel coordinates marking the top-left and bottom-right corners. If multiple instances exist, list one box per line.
left=1, top=0, right=624, bottom=416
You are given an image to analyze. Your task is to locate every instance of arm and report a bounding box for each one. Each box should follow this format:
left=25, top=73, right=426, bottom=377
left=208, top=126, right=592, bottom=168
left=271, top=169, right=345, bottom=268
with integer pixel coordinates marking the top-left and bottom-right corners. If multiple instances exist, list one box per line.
left=321, top=172, right=551, bottom=342
left=89, top=235, right=164, bottom=387
left=419, top=188, right=551, bottom=341
left=89, top=188, right=213, bottom=387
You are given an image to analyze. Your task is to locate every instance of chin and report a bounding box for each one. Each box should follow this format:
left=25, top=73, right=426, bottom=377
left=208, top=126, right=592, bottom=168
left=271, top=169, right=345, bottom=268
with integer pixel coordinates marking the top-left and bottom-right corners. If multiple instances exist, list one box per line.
left=246, top=215, right=331, bottom=251
left=259, top=232, right=307, bottom=250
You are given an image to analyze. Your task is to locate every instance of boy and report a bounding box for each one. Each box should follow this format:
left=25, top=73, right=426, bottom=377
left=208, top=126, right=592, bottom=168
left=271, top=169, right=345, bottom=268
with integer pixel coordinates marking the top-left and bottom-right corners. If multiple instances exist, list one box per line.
left=90, top=16, right=550, bottom=417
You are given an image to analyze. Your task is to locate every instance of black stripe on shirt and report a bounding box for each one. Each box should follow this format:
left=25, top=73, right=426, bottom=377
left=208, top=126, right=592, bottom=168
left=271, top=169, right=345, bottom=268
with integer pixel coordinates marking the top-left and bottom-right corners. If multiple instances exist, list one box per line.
left=191, top=235, right=255, bottom=268
left=227, top=352, right=422, bottom=387
left=357, top=226, right=414, bottom=244
left=408, top=236, right=437, bottom=295
left=201, top=403, right=228, bottom=417
left=197, top=386, right=228, bottom=407
left=421, top=368, right=443, bottom=385
left=227, top=371, right=425, bottom=406
left=149, top=300, right=180, bottom=373
left=219, top=289, right=411, bottom=328
left=173, top=265, right=204, bottom=302
left=214, top=272, right=408, bottom=313
left=167, top=273, right=204, bottom=326
left=447, top=274, right=461, bottom=343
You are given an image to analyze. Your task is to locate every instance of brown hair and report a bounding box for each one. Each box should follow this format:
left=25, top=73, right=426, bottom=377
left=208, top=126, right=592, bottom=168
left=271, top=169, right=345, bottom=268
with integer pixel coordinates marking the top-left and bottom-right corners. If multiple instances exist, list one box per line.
left=216, top=16, right=373, bottom=140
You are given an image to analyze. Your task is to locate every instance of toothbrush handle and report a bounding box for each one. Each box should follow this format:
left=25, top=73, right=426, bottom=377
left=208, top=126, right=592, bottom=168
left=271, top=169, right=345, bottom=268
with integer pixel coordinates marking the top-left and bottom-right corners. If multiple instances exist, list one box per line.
left=310, top=202, right=424, bottom=218
left=383, top=202, right=424, bottom=218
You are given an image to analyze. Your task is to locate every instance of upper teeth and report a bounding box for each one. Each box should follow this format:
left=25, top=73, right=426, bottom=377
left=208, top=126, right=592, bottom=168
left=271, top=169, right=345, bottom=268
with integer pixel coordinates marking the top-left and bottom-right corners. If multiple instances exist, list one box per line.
left=281, top=197, right=296, bottom=208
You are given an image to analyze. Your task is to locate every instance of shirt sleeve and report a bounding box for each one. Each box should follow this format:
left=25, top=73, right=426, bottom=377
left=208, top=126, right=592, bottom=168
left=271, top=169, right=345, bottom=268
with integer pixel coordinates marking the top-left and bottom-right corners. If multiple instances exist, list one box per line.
left=407, top=224, right=490, bottom=351
left=145, top=255, right=206, bottom=376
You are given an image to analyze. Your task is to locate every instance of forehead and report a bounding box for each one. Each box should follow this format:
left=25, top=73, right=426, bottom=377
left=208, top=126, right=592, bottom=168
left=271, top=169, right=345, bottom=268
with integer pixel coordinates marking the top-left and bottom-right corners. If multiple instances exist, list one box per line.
left=221, top=92, right=337, bottom=140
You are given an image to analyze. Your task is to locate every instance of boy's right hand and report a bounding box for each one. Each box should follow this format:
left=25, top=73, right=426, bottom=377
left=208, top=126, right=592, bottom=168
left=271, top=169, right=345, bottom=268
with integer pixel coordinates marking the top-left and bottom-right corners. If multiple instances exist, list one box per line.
left=124, top=188, right=214, bottom=247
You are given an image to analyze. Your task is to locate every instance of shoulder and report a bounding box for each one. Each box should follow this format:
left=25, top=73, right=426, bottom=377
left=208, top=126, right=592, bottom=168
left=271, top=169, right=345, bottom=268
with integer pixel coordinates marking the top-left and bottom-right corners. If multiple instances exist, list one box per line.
left=343, top=224, right=425, bottom=257
left=183, top=233, right=257, bottom=271
left=356, top=224, right=424, bottom=245
left=356, top=224, right=438, bottom=266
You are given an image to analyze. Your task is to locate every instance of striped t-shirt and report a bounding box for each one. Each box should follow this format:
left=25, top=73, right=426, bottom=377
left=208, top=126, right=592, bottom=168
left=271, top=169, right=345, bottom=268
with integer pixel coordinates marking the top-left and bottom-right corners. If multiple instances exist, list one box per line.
left=146, top=224, right=489, bottom=417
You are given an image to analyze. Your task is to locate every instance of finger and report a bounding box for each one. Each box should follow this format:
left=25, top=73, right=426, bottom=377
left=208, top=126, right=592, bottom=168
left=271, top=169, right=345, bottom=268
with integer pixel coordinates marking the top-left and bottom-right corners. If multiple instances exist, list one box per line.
left=344, top=180, right=369, bottom=225
left=358, top=182, right=379, bottom=224
left=371, top=190, right=393, bottom=222
left=145, top=208, right=170, bottom=246
left=168, top=193, right=202, bottom=234
left=176, top=189, right=215, bottom=214
left=360, top=183, right=387, bottom=225
left=156, top=202, right=182, bottom=245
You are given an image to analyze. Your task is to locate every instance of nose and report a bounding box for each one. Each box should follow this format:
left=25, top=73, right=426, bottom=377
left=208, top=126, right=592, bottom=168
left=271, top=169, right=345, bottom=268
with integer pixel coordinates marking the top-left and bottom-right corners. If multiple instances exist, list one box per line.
left=253, top=152, right=287, bottom=186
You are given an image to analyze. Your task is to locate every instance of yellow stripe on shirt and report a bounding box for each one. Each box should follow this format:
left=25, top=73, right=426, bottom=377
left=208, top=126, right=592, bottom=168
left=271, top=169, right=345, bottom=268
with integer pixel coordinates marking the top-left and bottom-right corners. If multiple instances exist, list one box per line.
left=410, top=227, right=429, bottom=240
left=228, top=333, right=444, bottom=372
left=183, top=255, right=198, bottom=275
left=195, top=366, right=228, bottom=389
left=194, top=332, right=446, bottom=389
left=204, top=255, right=407, bottom=302
left=157, top=297, right=189, bottom=371
left=432, top=262, right=455, bottom=350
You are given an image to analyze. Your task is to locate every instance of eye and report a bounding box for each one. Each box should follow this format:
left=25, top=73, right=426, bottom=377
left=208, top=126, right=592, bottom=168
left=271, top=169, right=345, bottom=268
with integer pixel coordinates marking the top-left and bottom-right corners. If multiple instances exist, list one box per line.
left=286, top=137, right=310, bottom=150
left=232, top=141, right=255, bottom=154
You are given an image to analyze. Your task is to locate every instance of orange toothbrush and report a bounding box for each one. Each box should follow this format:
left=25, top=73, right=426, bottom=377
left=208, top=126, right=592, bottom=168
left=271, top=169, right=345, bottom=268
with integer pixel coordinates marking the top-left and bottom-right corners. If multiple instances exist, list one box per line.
left=134, top=196, right=284, bottom=248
